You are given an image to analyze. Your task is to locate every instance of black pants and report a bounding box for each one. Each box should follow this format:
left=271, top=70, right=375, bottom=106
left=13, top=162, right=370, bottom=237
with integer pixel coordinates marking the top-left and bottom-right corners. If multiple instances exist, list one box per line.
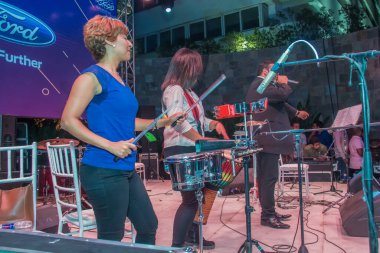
left=80, top=164, right=158, bottom=244
left=336, top=157, right=348, bottom=179
left=164, top=146, right=199, bottom=247
left=256, top=152, right=279, bottom=219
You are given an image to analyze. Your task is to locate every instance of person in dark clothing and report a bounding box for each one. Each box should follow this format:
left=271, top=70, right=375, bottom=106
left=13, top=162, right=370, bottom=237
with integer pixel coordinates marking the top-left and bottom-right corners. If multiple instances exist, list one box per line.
left=307, top=120, right=333, bottom=148
left=246, top=60, right=309, bottom=229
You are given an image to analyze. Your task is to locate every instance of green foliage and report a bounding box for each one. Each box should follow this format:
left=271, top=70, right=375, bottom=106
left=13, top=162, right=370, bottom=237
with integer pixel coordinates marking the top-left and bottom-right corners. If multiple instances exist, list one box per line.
left=339, top=4, right=368, bottom=33
left=292, top=7, right=343, bottom=40
left=219, top=32, right=257, bottom=53
left=152, top=5, right=368, bottom=57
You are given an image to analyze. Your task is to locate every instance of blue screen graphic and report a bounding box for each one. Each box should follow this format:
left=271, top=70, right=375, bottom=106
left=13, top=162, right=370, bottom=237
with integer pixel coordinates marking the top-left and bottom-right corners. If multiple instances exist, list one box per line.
left=0, top=0, right=117, bottom=118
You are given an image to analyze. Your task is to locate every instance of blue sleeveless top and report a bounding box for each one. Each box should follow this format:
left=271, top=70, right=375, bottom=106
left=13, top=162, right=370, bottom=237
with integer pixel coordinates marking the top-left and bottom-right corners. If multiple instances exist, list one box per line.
left=81, top=65, right=138, bottom=170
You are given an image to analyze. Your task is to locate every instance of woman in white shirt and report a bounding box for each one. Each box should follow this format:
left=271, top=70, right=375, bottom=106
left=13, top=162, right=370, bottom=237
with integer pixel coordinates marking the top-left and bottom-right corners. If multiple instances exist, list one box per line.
left=161, top=48, right=228, bottom=249
left=348, top=128, right=363, bottom=178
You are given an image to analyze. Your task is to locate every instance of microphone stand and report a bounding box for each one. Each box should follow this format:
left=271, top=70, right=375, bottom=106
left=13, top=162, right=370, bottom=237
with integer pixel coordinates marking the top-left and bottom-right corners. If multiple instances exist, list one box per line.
left=260, top=128, right=310, bottom=253
left=293, top=130, right=308, bottom=253
left=279, top=49, right=380, bottom=253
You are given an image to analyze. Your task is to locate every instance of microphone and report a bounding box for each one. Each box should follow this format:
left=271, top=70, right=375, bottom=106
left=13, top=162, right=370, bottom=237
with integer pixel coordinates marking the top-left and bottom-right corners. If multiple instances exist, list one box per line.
left=256, top=45, right=294, bottom=94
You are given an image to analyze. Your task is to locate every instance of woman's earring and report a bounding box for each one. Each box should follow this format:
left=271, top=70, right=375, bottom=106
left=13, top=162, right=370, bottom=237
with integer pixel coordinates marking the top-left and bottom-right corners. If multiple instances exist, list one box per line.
left=112, top=44, right=116, bottom=48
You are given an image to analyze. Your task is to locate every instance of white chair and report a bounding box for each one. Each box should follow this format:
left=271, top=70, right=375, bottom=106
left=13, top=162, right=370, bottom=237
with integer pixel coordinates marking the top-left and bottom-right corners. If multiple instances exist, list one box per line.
left=135, top=162, right=146, bottom=186
left=278, top=155, right=310, bottom=198
left=46, top=141, right=96, bottom=237
left=0, top=142, right=37, bottom=230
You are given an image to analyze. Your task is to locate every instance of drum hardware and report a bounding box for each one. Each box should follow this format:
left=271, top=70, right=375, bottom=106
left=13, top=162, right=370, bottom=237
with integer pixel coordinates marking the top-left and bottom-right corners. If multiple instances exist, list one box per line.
left=213, top=98, right=268, bottom=119
left=165, top=98, right=267, bottom=253
left=195, top=139, right=235, bottom=153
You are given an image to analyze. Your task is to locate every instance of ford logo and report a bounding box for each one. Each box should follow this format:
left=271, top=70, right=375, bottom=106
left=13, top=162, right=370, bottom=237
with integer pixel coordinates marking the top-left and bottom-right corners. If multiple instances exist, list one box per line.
left=0, top=1, right=56, bottom=47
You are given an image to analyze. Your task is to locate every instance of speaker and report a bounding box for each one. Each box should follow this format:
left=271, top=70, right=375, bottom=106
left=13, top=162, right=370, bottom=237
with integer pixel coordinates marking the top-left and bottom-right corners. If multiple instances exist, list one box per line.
left=221, top=168, right=254, bottom=196
left=139, top=153, right=160, bottom=180
left=339, top=190, right=380, bottom=237
left=1, top=115, right=16, bottom=146
left=348, top=173, right=380, bottom=194
left=136, top=105, right=158, bottom=153
left=1, top=115, right=16, bottom=171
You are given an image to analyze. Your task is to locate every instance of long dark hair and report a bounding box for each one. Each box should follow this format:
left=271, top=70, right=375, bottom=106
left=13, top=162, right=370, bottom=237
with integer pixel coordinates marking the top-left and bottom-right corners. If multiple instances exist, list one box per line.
left=161, top=48, right=203, bottom=90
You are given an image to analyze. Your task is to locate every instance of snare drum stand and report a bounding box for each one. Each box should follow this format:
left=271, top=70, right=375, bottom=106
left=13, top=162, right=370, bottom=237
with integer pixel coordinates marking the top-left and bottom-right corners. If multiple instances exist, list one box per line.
left=195, top=188, right=204, bottom=253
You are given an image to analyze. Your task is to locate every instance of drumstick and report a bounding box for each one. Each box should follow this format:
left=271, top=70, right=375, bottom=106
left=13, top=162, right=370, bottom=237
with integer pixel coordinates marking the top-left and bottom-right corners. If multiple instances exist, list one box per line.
left=171, top=74, right=226, bottom=128
left=113, top=103, right=176, bottom=162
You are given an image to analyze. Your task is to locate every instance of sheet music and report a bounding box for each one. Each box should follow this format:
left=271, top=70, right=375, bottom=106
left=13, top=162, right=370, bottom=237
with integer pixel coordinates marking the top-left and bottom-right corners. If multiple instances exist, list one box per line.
left=331, top=104, right=362, bottom=128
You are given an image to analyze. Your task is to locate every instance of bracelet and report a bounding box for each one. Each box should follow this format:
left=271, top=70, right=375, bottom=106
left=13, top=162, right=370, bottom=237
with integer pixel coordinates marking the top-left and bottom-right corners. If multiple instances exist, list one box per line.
left=296, top=110, right=300, bottom=116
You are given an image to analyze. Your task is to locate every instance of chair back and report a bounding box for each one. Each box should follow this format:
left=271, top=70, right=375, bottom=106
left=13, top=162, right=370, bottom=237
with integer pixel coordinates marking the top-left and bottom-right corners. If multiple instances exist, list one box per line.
left=46, top=141, right=84, bottom=234
left=0, top=142, right=37, bottom=230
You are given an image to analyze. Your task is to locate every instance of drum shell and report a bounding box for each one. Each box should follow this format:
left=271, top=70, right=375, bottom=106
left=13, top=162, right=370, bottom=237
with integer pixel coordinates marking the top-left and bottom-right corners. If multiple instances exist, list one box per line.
left=164, top=153, right=205, bottom=191
left=203, top=151, right=223, bottom=183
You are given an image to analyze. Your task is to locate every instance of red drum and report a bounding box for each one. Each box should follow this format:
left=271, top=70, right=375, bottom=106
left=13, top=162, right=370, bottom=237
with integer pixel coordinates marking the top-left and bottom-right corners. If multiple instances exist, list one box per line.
left=213, top=98, right=268, bottom=119
left=210, top=160, right=242, bottom=188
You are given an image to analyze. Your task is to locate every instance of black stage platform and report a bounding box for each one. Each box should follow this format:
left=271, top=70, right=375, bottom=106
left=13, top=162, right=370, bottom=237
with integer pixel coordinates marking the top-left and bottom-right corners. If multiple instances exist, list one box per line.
left=0, top=230, right=193, bottom=253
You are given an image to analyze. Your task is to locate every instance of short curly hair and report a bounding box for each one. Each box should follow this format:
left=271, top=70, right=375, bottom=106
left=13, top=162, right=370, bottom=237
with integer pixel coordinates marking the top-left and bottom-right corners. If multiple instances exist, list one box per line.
left=83, top=15, right=128, bottom=61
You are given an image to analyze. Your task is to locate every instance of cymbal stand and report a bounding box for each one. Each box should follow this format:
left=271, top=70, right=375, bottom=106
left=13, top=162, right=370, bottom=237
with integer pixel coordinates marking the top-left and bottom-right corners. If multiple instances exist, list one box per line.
left=249, top=114, right=258, bottom=202
left=237, top=103, right=264, bottom=253
left=238, top=153, right=265, bottom=253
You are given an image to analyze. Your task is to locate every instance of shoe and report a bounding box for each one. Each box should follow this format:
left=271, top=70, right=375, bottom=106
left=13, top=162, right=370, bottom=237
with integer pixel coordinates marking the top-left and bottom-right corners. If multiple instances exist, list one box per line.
left=185, top=223, right=216, bottom=250
left=261, top=217, right=290, bottom=229
left=275, top=212, right=292, bottom=221
left=185, top=238, right=216, bottom=250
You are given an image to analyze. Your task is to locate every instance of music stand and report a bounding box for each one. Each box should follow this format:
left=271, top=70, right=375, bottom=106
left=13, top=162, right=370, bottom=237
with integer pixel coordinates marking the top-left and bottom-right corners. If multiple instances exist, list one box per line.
left=314, top=104, right=362, bottom=196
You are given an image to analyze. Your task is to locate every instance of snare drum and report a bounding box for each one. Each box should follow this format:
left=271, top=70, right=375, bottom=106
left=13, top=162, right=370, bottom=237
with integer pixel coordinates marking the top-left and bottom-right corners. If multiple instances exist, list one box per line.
left=203, top=151, right=224, bottom=183
left=164, top=153, right=206, bottom=191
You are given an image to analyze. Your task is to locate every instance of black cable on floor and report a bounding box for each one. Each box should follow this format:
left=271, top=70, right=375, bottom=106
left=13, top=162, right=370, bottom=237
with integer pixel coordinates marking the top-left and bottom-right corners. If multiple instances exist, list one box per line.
left=219, top=197, right=296, bottom=253
left=148, top=189, right=173, bottom=196
left=304, top=203, right=347, bottom=253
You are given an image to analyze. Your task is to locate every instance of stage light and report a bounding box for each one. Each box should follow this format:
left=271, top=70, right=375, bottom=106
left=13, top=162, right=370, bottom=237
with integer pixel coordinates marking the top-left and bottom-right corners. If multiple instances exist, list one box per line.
left=161, top=0, right=174, bottom=13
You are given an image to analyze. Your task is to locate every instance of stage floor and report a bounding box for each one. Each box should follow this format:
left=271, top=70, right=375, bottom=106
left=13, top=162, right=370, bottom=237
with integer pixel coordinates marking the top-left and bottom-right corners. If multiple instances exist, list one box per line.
left=70, top=180, right=372, bottom=253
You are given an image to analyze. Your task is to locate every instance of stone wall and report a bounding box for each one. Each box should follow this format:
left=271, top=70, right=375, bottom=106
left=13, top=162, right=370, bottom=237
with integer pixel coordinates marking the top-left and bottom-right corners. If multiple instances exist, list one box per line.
left=135, top=27, right=380, bottom=131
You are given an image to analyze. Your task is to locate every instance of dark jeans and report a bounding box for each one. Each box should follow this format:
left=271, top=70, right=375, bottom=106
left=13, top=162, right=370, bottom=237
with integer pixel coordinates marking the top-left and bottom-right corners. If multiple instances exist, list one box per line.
left=80, top=164, right=158, bottom=244
left=164, top=146, right=198, bottom=247
left=256, top=152, right=279, bottom=219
